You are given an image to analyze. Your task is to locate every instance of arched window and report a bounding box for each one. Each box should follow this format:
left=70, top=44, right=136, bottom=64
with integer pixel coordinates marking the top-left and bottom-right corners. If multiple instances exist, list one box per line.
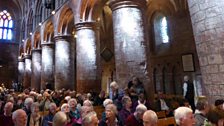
left=153, top=13, right=169, bottom=45
left=0, top=10, right=13, bottom=40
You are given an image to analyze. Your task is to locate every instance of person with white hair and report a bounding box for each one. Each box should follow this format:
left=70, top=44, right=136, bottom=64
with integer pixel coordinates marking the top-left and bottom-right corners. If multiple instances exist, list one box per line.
left=83, top=99, right=93, bottom=107
left=126, top=104, right=147, bottom=126
left=53, top=111, right=67, bottom=126
left=0, top=102, right=14, bottom=126
left=23, top=97, right=34, bottom=115
left=109, top=81, right=124, bottom=111
left=183, top=75, right=195, bottom=111
left=68, top=98, right=81, bottom=125
left=143, top=110, right=158, bottom=126
left=12, top=109, right=27, bottom=126
left=82, top=111, right=99, bottom=126
left=99, top=104, right=122, bottom=126
left=27, top=102, right=42, bottom=126
left=42, top=102, right=57, bottom=126
left=118, top=96, right=133, bottom=125
left=174, top=107, right=195, bottom=126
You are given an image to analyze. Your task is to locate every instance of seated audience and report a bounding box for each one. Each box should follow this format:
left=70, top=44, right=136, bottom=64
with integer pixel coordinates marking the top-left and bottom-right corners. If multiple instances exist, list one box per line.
left=68, top=98, right=80, bottom=120
left=143, top=110, right=158, bottom=126
left=42, top=102, right=57, bottom=126
left=174, top=107, right=195, bottom=126
left=61, top=103, right=75, bottom=126
left=194, top=97, right=209, bottom=126
left=53, top=111, right=68, bottom=126
left=12, top=109, right=27, bottom=126
left=82, top=111, right=99, bottom=126
left=118, top=96, right=133, bottom=125
left=0, top=102, right=14, bottom=126
left=155, top=91, right=172, bottom=116
left=27, top=102, right=42, bottom=126
left=126, top=104, right=147, bottom=126
left=99, top=104, right=122, bottom=126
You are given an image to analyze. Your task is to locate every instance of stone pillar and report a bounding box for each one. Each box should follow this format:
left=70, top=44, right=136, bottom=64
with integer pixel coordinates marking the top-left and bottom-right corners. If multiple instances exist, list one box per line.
left=18, top=57, right=25, bottom=86
left=75, top=22, right=101, bottom=93
left=54, top=35, right=75, bottom=90
left=31, top=49, right=41, bottom=91
left=188, top=0, right=224, bottom=101
left=23, top=54, right=32, bottom=89
left=41, top=42, right=54, bottom=90
left=109, top=0, right=152, bottom=99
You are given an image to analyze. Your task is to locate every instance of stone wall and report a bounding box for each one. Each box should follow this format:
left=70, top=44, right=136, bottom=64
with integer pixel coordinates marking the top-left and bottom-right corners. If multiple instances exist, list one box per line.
left=188, top=0, right=224, bottom=102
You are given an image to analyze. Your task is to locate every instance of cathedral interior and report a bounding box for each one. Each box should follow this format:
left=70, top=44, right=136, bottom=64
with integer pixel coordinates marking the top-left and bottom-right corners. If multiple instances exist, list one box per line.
left=0, top=0, right=223, bottom=102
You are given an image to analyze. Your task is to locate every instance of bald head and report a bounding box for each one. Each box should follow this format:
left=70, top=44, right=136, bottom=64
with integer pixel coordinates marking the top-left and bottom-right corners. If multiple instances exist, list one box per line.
left=53, top=111, right=67, bottom=126
left=4, top=102, right=13, bottom=116
left=12, top=109, right=27, bottom=126
left=143, top=110, right=158, bottom=126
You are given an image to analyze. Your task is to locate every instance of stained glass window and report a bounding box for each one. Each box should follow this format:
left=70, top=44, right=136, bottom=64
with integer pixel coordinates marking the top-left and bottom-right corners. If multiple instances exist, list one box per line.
left=0, top=10, right=13, bottom=40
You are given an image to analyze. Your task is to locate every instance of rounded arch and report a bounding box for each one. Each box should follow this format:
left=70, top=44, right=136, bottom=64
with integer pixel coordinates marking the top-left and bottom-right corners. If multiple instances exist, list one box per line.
left=19, top=45, right=24, bottom=57
left=33, top=31, right=41, bottom=49
left=147, top=0, right=176, bottom=21
left=24, top=39, right=31, bottom=54
left=43, top=20, right=54, bottom=42
left=26, top=10, right=33, bottom=36
left=56, top=5, right=74, bottom=35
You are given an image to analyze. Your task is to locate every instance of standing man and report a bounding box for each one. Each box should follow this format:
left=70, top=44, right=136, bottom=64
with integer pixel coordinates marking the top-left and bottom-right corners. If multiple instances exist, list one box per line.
left=183, top=75, right=195, bottom=111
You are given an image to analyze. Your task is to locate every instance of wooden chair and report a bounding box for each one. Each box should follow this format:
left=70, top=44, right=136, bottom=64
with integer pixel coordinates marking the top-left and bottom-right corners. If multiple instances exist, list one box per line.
left=157, top=117, right=176, bottom=126
left=156, top=111, right=166, bottom=119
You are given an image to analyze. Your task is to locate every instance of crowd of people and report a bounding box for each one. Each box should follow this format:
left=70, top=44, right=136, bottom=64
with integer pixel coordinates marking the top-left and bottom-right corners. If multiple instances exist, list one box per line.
left=0, top=76, right=223, bottom=126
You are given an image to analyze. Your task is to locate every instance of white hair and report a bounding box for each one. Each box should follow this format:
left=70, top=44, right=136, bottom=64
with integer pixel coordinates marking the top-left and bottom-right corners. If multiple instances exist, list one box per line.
left=61, top=103, right=69, bottom=111
left=174, top=107, right=193, bottom=125
left=68, top=98, right=77, bottom=107
left=136, top=104, right=147, bottom=114
left=82, top=111, right=97, bottom=126
left=143, top=110, right=158, bottom=125
left=53, top=111, right=67, bottom=126
left=103, top=99, right=113, bottom=107
left=12, top=109, right=26, bottom=120
left=49, top=102, right=57, bottom=108
left=110, top=81, right=119, bottom=89
left=64, top=96, right=71, bottom=102
left=83, top=100, right=93, bottom=107
left=24, top=97, right=34, bottom=107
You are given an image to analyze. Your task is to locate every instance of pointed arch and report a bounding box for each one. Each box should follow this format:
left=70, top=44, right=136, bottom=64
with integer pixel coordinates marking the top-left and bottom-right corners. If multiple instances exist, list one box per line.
left=33, top=31, right=41, bottom=49
left=24, top=39, right=32, bottom=54
left=26, top=10, right=33, bottom=36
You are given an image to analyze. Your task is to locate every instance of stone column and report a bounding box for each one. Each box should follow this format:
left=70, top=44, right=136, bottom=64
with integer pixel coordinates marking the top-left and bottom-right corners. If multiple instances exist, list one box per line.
left=41, top=42, right=54, bottom=90
left=23, top=54, right=32, bottom=89
left=188, top=0, right=224, bottom=101
left=75, top=22, right=101, bottom=93
left=31, top=49, right=41, bottom=91
left=109, top=0, right=152, bottom=99
left=18, top=57, right=25, bottom=86
left=54, top=35, right=75, bottom=90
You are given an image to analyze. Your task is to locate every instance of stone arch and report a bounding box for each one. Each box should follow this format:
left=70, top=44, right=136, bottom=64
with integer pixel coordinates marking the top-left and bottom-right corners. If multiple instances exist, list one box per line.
left=19, top=45, right=24, bottom=57
left=34, top=0, right=42, bottom=27
left=24, top=39, right=32, bottom=54
left=56, top=5, right=74, bottom=35
left=26, top=10, right=33, bottom=36
left=21, top=19, right=26, bottom=41
left=43, top=20, right=54, bottom=43
left=33, top=31, right=41, bottom=49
